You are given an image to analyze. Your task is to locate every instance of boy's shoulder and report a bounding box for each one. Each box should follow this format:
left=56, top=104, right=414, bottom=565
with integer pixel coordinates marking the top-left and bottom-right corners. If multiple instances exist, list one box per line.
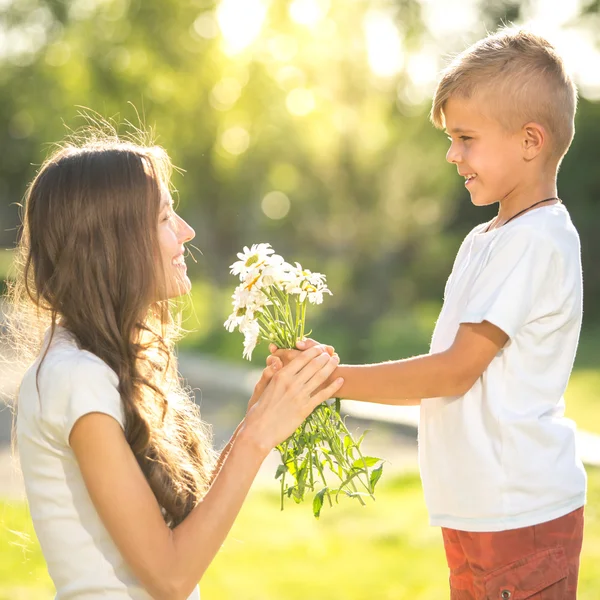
left=497, top=204, right=579, bottom=252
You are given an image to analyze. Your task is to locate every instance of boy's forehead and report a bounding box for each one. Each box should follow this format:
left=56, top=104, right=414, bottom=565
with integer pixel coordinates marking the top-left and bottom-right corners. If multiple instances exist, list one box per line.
left=443, top=95, right=496, bottom=132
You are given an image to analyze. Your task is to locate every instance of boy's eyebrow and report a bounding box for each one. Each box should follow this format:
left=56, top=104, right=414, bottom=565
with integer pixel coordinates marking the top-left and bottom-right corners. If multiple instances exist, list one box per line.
left=445, top=127, right=475, bottom=134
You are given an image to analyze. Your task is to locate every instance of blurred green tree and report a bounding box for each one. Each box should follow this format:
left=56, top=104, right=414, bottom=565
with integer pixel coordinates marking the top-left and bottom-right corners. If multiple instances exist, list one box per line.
left=0, top=0, right=598, bottom=361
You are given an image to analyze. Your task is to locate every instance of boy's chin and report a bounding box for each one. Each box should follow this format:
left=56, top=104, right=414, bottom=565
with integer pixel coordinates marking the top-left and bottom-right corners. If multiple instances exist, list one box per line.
left=468, top=191, right=496, bottom=208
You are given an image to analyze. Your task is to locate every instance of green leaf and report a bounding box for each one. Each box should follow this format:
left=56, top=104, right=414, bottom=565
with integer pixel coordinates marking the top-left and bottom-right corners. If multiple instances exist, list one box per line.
left=352, top=456, right=381, bottom=469
left=343, top=435, right=352, bottom=451
left=312, top=487, right=329, bottom=519
left=292, top=486, right=304, bottom=504
left=275, top=464, right=288, bottom=480
left=370, top=464, right=384, bottom=491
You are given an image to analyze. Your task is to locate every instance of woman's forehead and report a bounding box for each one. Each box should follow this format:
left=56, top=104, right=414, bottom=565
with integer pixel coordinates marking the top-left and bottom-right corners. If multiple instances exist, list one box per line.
left=160, top=185, right=173, bottom=209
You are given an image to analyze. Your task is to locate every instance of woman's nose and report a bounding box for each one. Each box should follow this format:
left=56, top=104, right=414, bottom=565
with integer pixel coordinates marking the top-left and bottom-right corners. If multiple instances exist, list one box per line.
left=178, top=216, right=195, bottom=243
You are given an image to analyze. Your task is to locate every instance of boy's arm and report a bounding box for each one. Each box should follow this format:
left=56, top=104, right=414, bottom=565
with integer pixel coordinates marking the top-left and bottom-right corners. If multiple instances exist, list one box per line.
left=273, top=321, right=508, bottom=404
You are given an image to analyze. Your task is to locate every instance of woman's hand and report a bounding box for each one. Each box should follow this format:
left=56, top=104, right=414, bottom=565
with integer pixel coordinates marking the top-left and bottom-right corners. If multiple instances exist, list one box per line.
left=241, top=345, right=343, bottom=453
left=246, top=355, right=283, bottom=414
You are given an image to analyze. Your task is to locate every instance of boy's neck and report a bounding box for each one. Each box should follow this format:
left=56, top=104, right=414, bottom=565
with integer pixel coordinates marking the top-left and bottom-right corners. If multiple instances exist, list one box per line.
left=496, top=174, right=558, bottom=225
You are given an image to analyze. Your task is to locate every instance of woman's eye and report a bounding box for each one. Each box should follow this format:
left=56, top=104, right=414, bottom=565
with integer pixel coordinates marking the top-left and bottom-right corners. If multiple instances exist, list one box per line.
left=162, top=212, right=174, bottom=222
left=460, top=136, right=472, bottom=141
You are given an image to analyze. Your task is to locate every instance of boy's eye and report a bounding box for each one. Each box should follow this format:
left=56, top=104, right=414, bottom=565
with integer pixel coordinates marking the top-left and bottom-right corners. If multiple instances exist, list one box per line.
left=460, top=136, right=472, bottom=141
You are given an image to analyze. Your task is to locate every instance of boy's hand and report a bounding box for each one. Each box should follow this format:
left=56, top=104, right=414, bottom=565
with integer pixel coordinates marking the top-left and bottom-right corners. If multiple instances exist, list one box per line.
left=269, top=338, right=336, bottom=368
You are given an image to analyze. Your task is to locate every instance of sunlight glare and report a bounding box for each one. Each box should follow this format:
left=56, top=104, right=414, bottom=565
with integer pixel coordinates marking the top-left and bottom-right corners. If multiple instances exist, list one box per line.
left=406, top=50, right=438, bottom=89
left=217, top=0, right=267, bottom=55
left=420, top=0, right=478, bottom=39
left=289, top=0, right=330, bottom=27
left=364, top=11, right=403, bottom=78
left=520, top=0, right=600, bottom=97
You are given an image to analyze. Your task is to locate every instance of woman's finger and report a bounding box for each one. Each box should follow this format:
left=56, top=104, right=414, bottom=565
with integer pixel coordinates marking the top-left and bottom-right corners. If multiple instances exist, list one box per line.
left=248, top=358, right=282, bottom=410
left=306, top=376, right=345, bottom=411
left=289, top=349, right=337, bottom=388
left=282, top=344, right=327, bottom=376
left=300, top=353, right=339, bottom=393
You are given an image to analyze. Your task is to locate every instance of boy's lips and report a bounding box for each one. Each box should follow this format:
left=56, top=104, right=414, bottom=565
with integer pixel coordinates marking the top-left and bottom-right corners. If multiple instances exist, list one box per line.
left=461, top=173, right=478, bottom=187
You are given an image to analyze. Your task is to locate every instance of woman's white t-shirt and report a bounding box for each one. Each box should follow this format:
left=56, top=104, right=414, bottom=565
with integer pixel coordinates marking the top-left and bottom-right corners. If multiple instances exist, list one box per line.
left=17, top=326, right=201, bottom=599
left=420, top=203, right=587, bottom=532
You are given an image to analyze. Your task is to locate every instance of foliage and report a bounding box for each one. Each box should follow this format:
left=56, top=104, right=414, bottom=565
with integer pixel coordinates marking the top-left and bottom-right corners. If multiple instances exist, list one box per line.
left=0, top=0, right=599, bottom=369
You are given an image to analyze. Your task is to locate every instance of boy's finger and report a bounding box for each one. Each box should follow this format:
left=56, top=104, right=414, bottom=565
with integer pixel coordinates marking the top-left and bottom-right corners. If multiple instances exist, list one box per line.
left=273, top=348, right=300, bottom=364
left=269, top=343, right=277, bottom=353
left=296, top=338, right=335, bottom=356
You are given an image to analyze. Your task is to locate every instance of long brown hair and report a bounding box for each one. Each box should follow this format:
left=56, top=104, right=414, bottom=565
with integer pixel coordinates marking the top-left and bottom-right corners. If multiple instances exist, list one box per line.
left=6, top=131, right=215, bottom=527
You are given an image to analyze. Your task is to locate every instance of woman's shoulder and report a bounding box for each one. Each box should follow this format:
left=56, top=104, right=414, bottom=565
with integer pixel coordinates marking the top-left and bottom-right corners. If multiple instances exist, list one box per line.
left=20, top=327, right=118, bottom=409
left=18, top=327, right=124, bottom=442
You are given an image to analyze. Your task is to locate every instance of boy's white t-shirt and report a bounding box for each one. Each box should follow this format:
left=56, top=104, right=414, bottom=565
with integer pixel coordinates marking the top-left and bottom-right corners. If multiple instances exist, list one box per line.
left=17, top=326, right=201, bottom=599
left=420, top=203, right=587, bottom=532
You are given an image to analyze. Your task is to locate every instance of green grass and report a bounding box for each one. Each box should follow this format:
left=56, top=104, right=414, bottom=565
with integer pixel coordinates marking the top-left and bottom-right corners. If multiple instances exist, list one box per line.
left=2, top=469, right=600, bottom=600
left=566, top=369, right=600, bottom=435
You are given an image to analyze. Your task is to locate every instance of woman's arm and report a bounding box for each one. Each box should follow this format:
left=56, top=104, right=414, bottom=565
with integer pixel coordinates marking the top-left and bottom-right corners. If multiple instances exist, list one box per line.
left=210, top=356, right=283, bottom=483
left=70, top=345, right=343, bottom=600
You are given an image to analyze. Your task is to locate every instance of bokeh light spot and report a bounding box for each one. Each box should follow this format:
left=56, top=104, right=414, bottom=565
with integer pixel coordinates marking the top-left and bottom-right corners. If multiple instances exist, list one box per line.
left=269, top=35, right=298, bottom=62
left=221, top=126, right=250, bottom=155
left=286, top=88, right=316, bottom=116
left=210, top=78, right=242, bottom=110
left=193, top=12, right=219, bottom=39
left=262, top=191, right=291, bottom=220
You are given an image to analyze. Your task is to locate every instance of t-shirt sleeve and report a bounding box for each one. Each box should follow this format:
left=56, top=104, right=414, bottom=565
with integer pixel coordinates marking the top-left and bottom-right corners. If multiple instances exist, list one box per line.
left=63, top=355, right=126, bottom=445
left=460, top=228, right=558, bottom=338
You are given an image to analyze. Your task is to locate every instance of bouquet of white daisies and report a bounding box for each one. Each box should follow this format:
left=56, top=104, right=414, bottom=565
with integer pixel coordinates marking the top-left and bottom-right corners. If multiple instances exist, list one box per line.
left=225, top=243, right=383, bottom=518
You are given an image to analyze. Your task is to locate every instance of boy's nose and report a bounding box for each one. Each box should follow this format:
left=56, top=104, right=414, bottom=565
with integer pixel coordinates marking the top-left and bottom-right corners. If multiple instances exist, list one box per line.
left=446, top=143, right=461, bottom=164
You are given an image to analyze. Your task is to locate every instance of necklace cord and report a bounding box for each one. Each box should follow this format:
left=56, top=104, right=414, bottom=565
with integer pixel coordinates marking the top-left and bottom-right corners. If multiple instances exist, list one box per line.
left=486, top=197, right=561, bottom=232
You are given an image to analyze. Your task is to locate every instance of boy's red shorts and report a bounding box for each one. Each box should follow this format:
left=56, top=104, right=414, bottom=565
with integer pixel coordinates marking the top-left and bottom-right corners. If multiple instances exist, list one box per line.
left=441, top=507, right=584, bottom=599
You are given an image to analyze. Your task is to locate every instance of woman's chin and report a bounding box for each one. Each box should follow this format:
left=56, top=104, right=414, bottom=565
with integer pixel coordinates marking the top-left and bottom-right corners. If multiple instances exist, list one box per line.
left=167, top=275, right=192, bottom=299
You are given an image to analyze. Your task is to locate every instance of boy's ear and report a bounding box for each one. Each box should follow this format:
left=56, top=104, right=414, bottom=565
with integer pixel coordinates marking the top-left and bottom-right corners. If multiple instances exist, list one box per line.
left=521, top=122, right=546, bottom=161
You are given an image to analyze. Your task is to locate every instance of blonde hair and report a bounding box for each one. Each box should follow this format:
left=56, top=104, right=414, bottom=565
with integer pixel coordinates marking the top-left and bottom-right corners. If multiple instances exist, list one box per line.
left=431, top=27, right=578, bottom=163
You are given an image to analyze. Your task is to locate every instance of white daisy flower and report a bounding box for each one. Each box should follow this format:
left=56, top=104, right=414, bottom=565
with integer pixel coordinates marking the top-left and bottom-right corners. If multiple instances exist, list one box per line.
left=230, top=243, right=275, bottom=280
left=224, top=306, right=255, bottom=333
left=241, top=319, right=260, bottom=360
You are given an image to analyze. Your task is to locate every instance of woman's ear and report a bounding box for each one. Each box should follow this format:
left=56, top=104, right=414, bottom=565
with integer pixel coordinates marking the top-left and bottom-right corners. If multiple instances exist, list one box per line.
left=522, top=122, right=546, bottom=161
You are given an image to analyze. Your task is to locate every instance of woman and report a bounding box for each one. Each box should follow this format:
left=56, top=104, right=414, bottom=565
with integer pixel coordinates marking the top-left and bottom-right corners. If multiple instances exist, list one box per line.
left=8, top=134, right=343, bottom=599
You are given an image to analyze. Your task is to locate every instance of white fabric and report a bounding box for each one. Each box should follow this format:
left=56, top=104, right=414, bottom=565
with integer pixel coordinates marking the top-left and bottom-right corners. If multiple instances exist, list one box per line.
left=420, top=203, right=587, bottom=532
left=17, top=326, right=200, bottom=599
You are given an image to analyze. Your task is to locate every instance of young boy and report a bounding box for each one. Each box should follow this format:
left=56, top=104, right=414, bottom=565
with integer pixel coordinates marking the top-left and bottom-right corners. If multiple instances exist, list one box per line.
left=272, top=28, right=586, bottom=599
